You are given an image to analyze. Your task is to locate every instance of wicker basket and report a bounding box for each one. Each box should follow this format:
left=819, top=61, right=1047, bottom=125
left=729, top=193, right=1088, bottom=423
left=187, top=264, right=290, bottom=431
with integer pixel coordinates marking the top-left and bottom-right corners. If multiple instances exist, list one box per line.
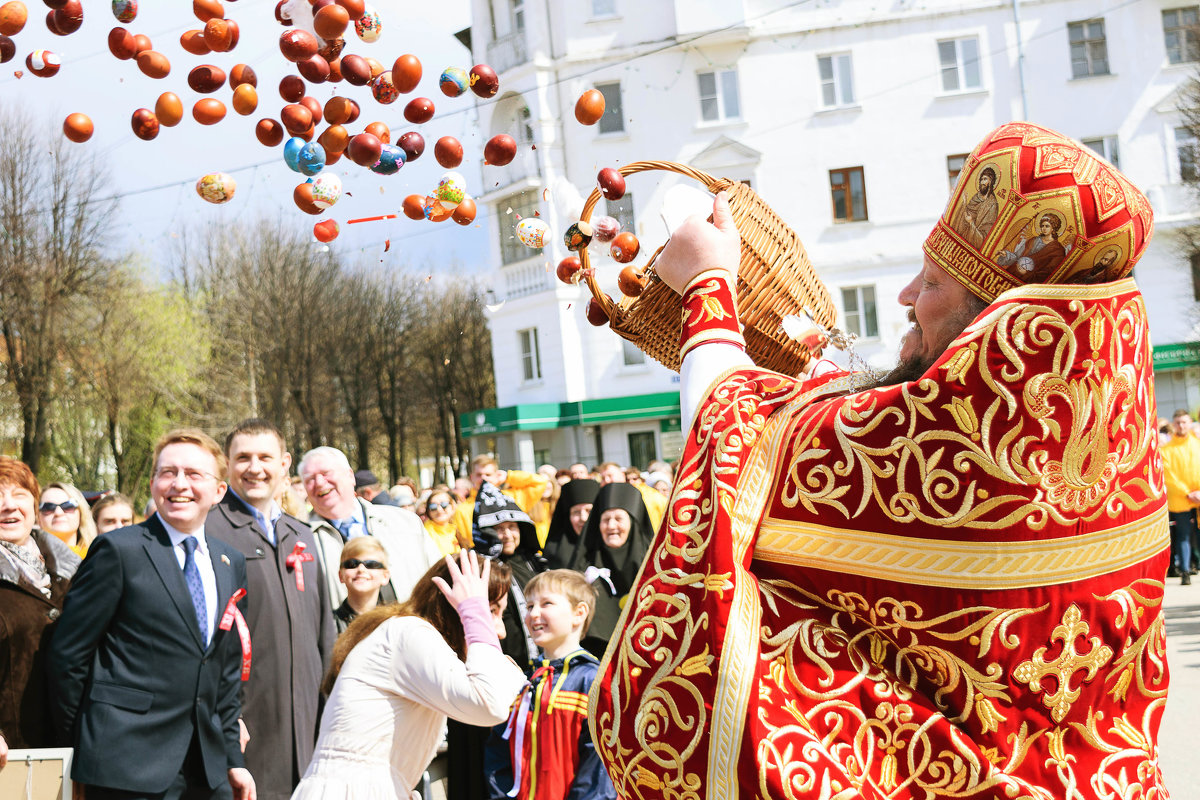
left=579, top=161, right=836, bottom=376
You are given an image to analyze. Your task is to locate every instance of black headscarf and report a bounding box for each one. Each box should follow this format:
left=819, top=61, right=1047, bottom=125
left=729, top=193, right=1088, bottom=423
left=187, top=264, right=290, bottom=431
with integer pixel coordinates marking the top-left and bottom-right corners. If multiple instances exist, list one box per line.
left=574, top=483, right=654, bottom=657
left=543, top=479, right=600, bottom=570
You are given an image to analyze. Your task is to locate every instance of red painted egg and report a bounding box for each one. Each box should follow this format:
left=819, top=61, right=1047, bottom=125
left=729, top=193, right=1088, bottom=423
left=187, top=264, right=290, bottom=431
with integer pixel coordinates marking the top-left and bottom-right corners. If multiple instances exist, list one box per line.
left=597, top=167, right=626, bottom=201
left=179, top=29, right=210, bottom=56
left=108, top=27, right=137, bottom=59
left=556, top=256, right=582, bottom=285
left=131, top=33, right=151, bottom=55
left=434, top=136, right=463, bottom=168
left=26, top=48, right=61, bottom=77
left=340, top=53, right=370, bottom=86
left=314, top=219, right=340, bottom=242
left=452, top=197, right=477, bottom=225
left=469, top=63, right=499, bottom=98
left=618, top=265, right=647, bottom=296
left=0, top=34, right=14, bottom=63
left=192, top=98, right=226, bottom=125
left=130, top=108, right=159, bottom=140
left=347, top=132, right=381, bottom=166
left=256, top=118, right=285, bottom=146
left=323, top=96, right=353, bottom=125
left=396, top=131, right=424, bottom=162
left=281, top=103, right=313, bottom=135
left=62, top=112, right=92, bottom=143
left=193, top=0, right=223, bottom=23
left=402, top=194, right=425, bottom=220
left=364, top=120, right=390, bottom=144
left=229, top=63, right=256, bottom=88
left=299, top=95, right=322, bottom=123
left=297, top=54, right=330, bottom=83
left=279, top=74, right=305, bottom=101
left=586, top=296, right=611, bottom=326
left=575, top=89, right=605, bottom=125
left=336, top=0, right=365, bottom=17
left=403, top=96, right=435, bottom=124
left=136, top=49, right=170, bottom=79
left=280, top=29, right=317, bottom=62
left=187, top=64, right=225, bottom=93
left=484, top=134, right=516, bottom=166
left=392, top=53, right=421, bottom=93
left=293, top=183, right=322, bottom=215
left=203, top=18, right=233, bottom=52
left=610, top=231, right=639, bottom=262
left=313, top=3, right=348, bottom=39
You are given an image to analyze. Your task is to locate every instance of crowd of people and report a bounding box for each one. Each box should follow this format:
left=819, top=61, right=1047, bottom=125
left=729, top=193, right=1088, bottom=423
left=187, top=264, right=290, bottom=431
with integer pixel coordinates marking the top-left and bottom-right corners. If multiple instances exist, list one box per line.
left=0, top=415, right=670, bottom=800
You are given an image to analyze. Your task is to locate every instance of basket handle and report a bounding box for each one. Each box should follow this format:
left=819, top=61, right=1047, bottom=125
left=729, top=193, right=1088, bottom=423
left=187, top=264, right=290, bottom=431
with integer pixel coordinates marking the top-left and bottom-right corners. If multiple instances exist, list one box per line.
left=578, top=161, right=733, bottom=319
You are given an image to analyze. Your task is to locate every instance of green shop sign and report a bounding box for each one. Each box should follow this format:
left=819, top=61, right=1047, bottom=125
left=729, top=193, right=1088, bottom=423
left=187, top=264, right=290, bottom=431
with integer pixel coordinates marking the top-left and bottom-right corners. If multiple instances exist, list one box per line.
left=1153, top=342, right=1200, bottom=371
left=461, top=392, right=681, bottom=437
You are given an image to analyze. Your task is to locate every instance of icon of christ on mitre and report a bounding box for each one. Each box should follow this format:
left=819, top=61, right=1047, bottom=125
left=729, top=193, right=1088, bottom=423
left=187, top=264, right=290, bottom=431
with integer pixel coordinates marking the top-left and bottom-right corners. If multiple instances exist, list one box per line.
left=590, top=122, right=1170, bottom=799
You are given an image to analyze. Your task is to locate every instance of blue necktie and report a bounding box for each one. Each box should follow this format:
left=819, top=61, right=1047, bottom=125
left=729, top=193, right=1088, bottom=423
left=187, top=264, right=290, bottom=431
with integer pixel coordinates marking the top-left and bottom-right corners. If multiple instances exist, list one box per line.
left=334, top=519, right=353, bottom=541
left=182, top=536, right=208, bottom=646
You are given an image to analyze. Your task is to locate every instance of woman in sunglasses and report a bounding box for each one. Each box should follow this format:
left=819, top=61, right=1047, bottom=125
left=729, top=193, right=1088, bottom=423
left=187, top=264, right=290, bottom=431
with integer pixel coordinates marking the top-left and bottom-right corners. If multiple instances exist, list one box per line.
left=334, top=538, right=392, bottom=633
left=38, top=482, right=96, bottom=559
left=422, top=486, right=461, bottom=556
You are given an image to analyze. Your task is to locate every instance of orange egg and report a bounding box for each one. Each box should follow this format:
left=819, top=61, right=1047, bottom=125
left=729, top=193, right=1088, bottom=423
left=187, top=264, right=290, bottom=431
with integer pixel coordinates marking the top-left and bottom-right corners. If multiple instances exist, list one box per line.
left=180, top=29, right=210, bottom=56
left=155, top=92, right=183, bottom=126
left=231, top=83, right=257, bottom=115
left=229, top=63, right=256, bottom=88
left=192, top=0, right=222, bottom=22
left=365, top=57, right=384, bottom=80
left=402, top=194, right=425, bottom=221
left=136, top=50, right=170, bottom=79
left=575, top=89, right=605, bottom=125
left=132, top=33, right=152, bottom=56
left=317, top=124, right=349, bottom=154
left=281, top=103, right=313, bottom=135
left=312, top=3, right=349, bottom=39
left=364, top=120, right=389, bottom=144
left=392, top=53, right=421, bottom=93
left=293, top=183, right=322, bottom=215
left=0, top=1, right=27, bottom=37
left=256, top=118, right=284, bottom=146
left=203, top=18, right=233, bottom=52
left=108, top=27, right=137, bottom=60
left=452, top=197, right=477, bottom=226
left=299, top=95, right=322, bottom=123
left=323, top=96, right=353, bottom=125
left=428, top=201, right=452, bottom=223
left=62, top=112, right=92, bottom=143
left=192, top=98, right=226, bottom=125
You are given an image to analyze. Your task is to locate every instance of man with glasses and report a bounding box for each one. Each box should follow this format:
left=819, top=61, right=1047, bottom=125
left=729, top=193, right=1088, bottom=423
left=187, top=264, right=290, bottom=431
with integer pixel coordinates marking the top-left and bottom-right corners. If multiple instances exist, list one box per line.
left=206, top=419, right=336, bottom=800
left=298, top=446, right=440, bottom=610
left=49, top=429, right=254, bottom=800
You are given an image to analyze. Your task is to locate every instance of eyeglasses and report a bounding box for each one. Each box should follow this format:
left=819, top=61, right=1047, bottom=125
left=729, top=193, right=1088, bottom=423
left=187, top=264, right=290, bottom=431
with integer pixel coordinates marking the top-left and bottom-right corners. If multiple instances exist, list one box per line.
left=154, top=466, right=219, bottom=484
left=40, top=501, right=78, bottom=513
left=428, top=501, right=452, bottom=510
left=342, top=558, right=386, bottom=570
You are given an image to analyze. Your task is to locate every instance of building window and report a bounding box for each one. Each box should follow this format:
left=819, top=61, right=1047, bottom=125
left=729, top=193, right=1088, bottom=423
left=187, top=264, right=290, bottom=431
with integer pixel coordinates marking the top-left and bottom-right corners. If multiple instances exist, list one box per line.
left=697, top=69, right=741, bottom=122
left=592, top=0, right=616, bottom=16
left=606, top=192, right=634, bottom=235
left=1082, top=135, right=1120, bottom=168
left=1178, top=126, right=1198, bottom=181
left=621, top=338, right=645, bottom=366
left=519, top=327, right=541, bottom=381
left=1068, top=19, right=1109, bottom=78
left=516, top=104, right=535, bottom=146
left=1164, top=7, right=1200, bottom=64
left=818, top=53, right=855, bottom=107
left=829, top=167, right=867, bottom=223
left=938, top=37, right=982, bottom=92
left=512, top=0, right=524, bottom=31
left=627, top=431, right=657, bottom=469
left=947, top=153, right=969, bottom=192
left=498, top=190, right=542, bottom=264
left=595, top=82, right=624, bottom=134
left=841, top=286, right=879, bottom=339
left=1191, top=253, right=1200, bottom=301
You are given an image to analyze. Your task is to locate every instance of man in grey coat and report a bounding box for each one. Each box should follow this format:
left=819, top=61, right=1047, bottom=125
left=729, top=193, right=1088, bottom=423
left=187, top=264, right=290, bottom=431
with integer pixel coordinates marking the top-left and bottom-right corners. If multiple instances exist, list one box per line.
left=206, top=419, right=336, bottom=800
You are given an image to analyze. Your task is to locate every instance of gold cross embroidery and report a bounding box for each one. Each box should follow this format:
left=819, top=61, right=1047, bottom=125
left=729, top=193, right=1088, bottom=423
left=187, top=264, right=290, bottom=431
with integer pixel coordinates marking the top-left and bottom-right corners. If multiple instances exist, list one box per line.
left=1013, top=604, right=1113, bottom=723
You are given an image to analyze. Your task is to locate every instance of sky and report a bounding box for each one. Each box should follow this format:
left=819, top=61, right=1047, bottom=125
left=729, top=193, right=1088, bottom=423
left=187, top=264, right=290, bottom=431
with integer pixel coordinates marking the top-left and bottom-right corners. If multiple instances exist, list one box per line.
left=0, top=0, right=489, bottom=277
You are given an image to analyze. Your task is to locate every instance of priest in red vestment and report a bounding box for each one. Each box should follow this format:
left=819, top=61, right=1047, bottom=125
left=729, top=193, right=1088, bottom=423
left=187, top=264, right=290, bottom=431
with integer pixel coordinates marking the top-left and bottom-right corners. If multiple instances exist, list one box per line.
left=591, top=123, right=1169, bottom=799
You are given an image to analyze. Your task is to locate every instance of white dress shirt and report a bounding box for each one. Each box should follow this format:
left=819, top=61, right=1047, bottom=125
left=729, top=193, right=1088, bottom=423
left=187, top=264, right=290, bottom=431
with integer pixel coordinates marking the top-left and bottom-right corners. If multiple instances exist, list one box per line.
left=161, top=519, right=219, bottom=647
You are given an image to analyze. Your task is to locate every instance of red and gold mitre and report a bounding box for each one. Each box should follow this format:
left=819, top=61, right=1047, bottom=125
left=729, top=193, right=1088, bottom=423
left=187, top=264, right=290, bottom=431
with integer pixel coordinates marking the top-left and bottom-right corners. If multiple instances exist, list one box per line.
left=923, top=122, right=1154, bottom=301
left=592, top=279, right=1169, bottom=799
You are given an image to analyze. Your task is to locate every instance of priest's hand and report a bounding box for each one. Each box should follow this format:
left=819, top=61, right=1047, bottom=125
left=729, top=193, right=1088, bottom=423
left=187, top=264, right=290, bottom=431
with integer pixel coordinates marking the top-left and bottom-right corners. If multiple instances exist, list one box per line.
left=228, top=768, right=256, bottom=800
left=655, top=191, right=740, bottom=294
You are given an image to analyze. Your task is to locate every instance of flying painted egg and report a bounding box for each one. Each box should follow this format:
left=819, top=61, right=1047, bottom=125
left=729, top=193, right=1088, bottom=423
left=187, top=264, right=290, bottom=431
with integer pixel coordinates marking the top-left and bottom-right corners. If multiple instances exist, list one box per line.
left=354, top=6, right=382, bottom=43
left=591, top=215, right=621, bottom=243
left=435, top=171, right=466, bottom=207
left=439, top=67, right=469, bottom=98
left=563, top=221, right=593, bottom=252
left=196, top=172, right=236, bottom=204
left=112, top=0, right=137, bottom=23
left=516, top=218, right=550, bottom=249
left=370, top=143, right=405, bottom=176
left=297, top=142, right=326, bottom=177
left=26, top=49, right=61, bottom=78
left=311, top=172, right=342, bottom=209
left=283, top=136, right=306, bottom=172
left=371, top=71, right=399, bottom=105
left=313, top=219, right=340, bottom=243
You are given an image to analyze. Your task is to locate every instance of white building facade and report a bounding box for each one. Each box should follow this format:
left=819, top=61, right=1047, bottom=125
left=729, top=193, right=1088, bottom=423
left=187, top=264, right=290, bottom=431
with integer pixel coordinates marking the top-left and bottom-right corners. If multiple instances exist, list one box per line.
left=460, top=0, right=1200, bottom=470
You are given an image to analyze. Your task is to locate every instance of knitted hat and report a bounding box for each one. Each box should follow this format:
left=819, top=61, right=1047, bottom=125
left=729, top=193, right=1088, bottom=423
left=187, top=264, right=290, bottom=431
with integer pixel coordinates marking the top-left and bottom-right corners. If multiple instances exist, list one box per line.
left=471, top=481, right=535, bottom=557
left=923, top=122, right=1154, bottom=301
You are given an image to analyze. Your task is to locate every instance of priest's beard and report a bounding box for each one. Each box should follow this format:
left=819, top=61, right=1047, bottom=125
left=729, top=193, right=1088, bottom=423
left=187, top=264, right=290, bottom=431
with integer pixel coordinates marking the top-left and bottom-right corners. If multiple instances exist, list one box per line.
left=859, top=300, right=986, bottom=391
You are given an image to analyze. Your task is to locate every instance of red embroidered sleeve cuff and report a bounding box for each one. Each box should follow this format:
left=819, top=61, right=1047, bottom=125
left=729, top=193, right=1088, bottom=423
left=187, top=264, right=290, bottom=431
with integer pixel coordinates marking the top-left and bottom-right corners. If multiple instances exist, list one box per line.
left=680, top=269, right=744, bottom=359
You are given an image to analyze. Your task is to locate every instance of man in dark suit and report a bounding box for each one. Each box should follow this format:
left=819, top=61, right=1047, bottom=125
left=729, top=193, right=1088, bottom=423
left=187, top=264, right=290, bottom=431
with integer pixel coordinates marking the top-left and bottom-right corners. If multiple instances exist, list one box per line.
left=48, top=429, right=255, bottom=800
left=206, top=419, right=335, bottom=800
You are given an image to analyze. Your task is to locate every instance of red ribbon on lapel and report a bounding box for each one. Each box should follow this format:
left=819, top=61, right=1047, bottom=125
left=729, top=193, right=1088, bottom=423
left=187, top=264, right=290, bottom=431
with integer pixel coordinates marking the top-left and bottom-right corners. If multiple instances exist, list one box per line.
left=218, top=588, right=251, bottom=681
left=285, top=542, right=313, bottom=592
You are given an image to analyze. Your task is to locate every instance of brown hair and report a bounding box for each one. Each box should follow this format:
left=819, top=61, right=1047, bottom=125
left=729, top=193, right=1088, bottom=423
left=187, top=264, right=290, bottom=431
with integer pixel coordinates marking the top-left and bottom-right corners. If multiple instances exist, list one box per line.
left=91, top=492, right=135, bottom=526
left=0, top=457, right=39, bottom=500
left=524, top=569, right=598, bottom=636
left=153, top=428, right=227, bottom=481
left=470, top=454, right=498, bottom=472
left=224, top=418, right=287, bottom=456
left=322, top=558, right=512, bottom=696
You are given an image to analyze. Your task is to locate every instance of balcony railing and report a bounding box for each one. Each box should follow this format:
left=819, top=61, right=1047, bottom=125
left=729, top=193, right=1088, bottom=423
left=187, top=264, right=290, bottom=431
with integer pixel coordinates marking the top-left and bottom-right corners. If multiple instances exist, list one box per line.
left=486, top=31, right=529, bottom=74
left=503, top=259, right=552, bottom=299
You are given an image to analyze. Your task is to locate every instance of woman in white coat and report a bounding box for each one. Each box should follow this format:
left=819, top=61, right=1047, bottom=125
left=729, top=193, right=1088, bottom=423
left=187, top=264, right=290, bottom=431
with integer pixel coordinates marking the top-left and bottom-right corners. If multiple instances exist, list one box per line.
left=292, top=551, right=525, bottom=800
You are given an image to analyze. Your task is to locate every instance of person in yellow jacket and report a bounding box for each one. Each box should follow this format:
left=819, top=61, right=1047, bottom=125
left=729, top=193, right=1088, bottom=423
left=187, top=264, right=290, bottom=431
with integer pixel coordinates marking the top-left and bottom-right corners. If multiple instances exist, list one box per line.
left=422, top=486, right=462, bottom=556
left=452, top=455, right=550, bottom=549
left=1162, top=408, right=1200, bottom=585
left=596, top=462, right=666, bottom=532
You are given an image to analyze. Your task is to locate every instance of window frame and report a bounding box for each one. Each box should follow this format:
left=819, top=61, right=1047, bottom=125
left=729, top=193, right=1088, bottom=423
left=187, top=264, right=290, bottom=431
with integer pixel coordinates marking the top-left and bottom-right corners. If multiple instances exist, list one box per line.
left=498, top=190, right=543, bottom=265
left=829, top=166, right=868, bottom=223
left=594, top=81, right=625, bottom=134
left=697, top=68, right=742, bottom=123
left=817, top=53, right=856, bottom=108
left=518, top=327, right=542, bottom=382
left=937, top=36, right=983, bottom=92
left=1178, top=126, right=1199, bottom=182
left=1081, top=135, right=1120, bottom=169
left=1190, top=252, right=1200, bottom=302
left=1163, top=6, right=1200, bottom=64
left=947, top=153, right=969, bottom=193
left=606, top=192, right=635, bottom=237
left=1068, top=19, right=1110, bottom=78
left=591, top=0, right=617, bottom=18
left=620, top=338, right=645, bottom=367
left=840, top=285, right=880, bottom=340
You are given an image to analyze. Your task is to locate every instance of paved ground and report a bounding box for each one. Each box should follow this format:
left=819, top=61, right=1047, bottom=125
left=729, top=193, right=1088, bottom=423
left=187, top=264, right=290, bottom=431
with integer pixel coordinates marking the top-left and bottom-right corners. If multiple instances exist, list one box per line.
left=1161, top=580, right=1199, bottom=796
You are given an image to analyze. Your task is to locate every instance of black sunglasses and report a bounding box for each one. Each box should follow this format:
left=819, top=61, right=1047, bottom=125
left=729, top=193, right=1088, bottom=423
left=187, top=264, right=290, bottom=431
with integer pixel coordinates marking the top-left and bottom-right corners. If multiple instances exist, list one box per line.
left=342, top=558, right=386, bottom=570
left=40, top=501, right=78, bottom=513
left=428, top=501, right=452, bottom=510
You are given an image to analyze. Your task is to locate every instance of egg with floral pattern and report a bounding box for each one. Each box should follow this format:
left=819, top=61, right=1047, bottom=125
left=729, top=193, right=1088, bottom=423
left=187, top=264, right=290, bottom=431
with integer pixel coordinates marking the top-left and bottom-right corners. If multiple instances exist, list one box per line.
left=353, top=6, right=382, bottom=43
left=112, top=0, right=137, bottom=23
left=516, top=218, right=550, bottom=248
left=196, top=172, right=236, bottom=204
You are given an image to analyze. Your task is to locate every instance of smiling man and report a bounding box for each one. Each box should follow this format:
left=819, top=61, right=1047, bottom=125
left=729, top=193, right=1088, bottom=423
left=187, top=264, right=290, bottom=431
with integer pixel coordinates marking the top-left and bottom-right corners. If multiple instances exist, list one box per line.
left=49, top=429, right=254, bottom=800
left=299, top=445, right=440, bottom=609
left=205, top=419, right=335, bottom=800
left=593, top=123, right=1170, bottom=799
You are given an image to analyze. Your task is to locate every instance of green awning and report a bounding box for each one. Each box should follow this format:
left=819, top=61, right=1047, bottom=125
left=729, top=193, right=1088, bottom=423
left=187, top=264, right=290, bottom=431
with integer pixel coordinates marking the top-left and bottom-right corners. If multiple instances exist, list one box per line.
left=1153, top=341, right=1200, bottom=371
left=461, top=392, right=681, bottom=437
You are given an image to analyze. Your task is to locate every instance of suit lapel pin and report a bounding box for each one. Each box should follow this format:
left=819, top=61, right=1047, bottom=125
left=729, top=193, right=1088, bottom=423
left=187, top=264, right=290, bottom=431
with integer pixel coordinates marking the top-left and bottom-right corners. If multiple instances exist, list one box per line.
left=221, top=553, right=230, bottom=565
